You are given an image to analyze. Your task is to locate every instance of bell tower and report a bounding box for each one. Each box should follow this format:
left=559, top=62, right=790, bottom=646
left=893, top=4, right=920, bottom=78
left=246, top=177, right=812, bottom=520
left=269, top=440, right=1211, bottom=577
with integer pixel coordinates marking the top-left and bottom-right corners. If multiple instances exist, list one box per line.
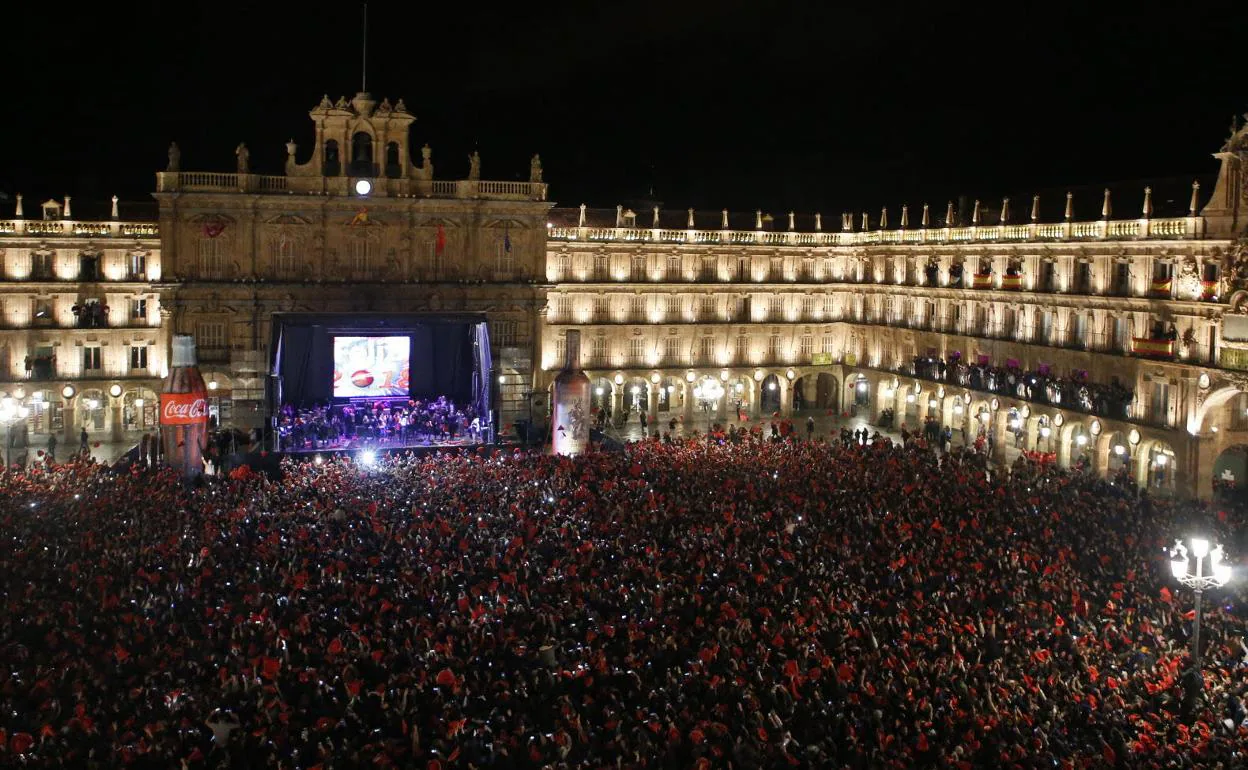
left=284, top=92, right=433, bottom=193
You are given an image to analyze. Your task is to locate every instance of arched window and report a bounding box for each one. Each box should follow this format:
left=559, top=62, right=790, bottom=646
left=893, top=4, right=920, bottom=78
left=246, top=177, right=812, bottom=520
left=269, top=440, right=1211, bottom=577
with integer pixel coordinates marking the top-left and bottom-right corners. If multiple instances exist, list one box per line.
left=323, top=140, right=341, bottom=176
left=385, top=142, right=401, bottom=178
left=350, top=132, right=374, bottom=177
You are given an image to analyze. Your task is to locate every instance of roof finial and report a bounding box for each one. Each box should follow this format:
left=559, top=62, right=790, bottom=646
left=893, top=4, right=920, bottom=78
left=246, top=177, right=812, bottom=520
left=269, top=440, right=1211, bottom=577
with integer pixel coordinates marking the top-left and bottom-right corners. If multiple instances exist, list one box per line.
left=1101, top=188, right=1111, bottom=219
left=755, top=210, right=763, bottom=230
left=687, top=208, right=695, bottom=228
left=971, top=199, right=981, bottom=225
left=1189, top=180, right=1200, bottom=215
left=578, top=204, right=586, bottom=227
left=63, top=196, right=72, bottom=219
left=111, top=195, right=119, bottom=219
left=1141, top=186, right=1152, bottom=218
left=999, top=197, right=1010, bottom=225
left=615, top=204, right=623, bottom=227
left=841, top=212, right=850, bottom=231
left=14, top=193, right=22, bottom=218
left=900, top=204, right=909, bottom=228
left=1064, top=192, right=1073, bottom=220
left=788, top=211, right=795, bottom=231
left=879, top=207, right=888, bottom=229
left=861, top=211, right=869, bottom=231
left=1030, top=194, right=1039, bottom=222
left=814, top=212, right=822, bottom=231
left=721, top=208, right=729, bottom=229
left=652, top=205, right=660, bottom=228
left=921, top=203, right=930, bottom=228
left=945, top=201, right=954, bottom=226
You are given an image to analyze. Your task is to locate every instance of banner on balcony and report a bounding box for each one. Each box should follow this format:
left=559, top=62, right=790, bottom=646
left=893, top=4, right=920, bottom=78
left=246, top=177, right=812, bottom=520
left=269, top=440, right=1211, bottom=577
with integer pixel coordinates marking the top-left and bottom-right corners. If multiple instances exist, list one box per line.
left=1132, top=337, right=1174, bottom=357
left=1149, top=278, right=1173, bottom=294
left=811, top=352, right=834, bottom=365
left=1001, top=275, right=1023, bottom=290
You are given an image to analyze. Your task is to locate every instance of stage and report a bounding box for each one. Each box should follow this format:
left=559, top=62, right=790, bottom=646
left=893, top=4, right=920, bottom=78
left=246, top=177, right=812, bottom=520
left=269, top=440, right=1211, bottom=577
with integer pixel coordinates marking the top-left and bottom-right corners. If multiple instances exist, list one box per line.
left=267, top=312, right=495, bottom=453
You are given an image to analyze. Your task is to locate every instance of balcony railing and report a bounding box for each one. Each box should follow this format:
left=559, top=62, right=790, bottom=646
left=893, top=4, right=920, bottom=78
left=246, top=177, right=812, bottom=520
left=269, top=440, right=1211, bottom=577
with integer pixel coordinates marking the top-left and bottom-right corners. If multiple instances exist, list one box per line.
left=156, top=172, right=548, bottom=201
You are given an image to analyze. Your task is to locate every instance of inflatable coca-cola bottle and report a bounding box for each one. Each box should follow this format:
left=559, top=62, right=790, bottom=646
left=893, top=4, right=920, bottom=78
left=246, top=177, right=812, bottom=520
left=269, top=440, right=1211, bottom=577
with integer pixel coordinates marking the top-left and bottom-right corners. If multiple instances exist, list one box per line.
left=160, top=334, right=208, bottom=480
left=551, top=329, right=591, bottom=456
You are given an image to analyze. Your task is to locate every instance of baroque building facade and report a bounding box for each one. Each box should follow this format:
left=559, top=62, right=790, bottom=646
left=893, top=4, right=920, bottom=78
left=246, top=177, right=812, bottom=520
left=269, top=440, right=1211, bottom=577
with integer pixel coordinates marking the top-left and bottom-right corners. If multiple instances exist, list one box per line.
left=1, top=91, right=1246, bottom=497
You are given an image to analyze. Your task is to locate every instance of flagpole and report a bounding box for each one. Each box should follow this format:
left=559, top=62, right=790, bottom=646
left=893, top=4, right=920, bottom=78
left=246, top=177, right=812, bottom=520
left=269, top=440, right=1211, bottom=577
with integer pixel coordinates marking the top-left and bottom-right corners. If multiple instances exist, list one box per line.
left=361, top=4, right=368, bottom=93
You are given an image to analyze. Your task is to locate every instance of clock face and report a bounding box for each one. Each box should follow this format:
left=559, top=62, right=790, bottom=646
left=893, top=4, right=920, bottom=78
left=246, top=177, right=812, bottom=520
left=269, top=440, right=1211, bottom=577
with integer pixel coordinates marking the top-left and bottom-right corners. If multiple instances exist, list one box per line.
left=1198, top=372, right=1211, bottom=390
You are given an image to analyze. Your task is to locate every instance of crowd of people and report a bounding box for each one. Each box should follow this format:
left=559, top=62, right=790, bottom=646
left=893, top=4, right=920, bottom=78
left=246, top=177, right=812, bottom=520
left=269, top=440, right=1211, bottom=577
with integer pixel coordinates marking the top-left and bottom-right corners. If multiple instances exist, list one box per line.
left=913, top=356, right=1135, bottom=420
left=276, top=397, right=483, bottom=452
left=1, top=432, right=1247, bottom=768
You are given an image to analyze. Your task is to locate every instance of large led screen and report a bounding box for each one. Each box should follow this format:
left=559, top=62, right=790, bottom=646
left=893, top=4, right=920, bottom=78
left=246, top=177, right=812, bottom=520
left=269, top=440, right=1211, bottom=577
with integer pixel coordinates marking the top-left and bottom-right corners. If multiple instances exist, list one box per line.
left=332, top=336, right=410, bottom=398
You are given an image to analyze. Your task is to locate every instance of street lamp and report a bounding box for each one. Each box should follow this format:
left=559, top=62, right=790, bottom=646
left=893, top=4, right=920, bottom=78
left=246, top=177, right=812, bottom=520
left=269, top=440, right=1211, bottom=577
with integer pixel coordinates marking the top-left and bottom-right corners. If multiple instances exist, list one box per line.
left=1170, top=538, right=1232, bottom=680
left=692, top=380, right=724, bottom=444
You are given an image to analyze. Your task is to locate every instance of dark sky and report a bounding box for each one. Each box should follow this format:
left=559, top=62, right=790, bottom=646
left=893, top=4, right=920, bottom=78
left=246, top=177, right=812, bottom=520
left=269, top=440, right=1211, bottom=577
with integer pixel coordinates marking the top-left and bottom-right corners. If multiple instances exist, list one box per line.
left=3, top=1, right=1245, bottom=217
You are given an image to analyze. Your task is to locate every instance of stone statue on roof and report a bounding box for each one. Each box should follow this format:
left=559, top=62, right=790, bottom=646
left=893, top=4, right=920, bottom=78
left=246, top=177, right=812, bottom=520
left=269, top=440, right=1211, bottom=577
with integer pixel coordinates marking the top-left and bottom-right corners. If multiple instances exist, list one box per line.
left=377, top=98, right=392, bottom=114
left=319, top=94, right=333, bottom=109
left=394, top=98, right=408, bottom=113
left=334, top=96, right=349, bottom=109
left=236, top=143, right=250, bottom=174
left=167, top=142, right=181, bottom=172
left=530, top=154, right=543, bottom=183
left=467, top=151, right=481, bottom=181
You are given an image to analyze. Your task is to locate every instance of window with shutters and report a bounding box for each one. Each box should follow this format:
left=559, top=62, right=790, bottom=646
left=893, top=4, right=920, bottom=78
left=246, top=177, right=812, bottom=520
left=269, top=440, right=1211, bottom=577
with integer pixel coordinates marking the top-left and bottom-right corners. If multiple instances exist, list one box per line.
left=821, top=335, right=834, bottom=354
left=631, top=255, right=647, bottom=281
left=700, top=294, right=716, bottom=320
left=769, top=296, right=783, bottom=320
left=129, top=345, right=148, bottom=370
left=590, top=336, right=607, bottom=365
left=800, top=335, right=813, bottom=360
left=666, top=255, right=681, bottom=280
left=698, top=336, right=715, bottom=363
left=274, top=236, right=296, bottom=278
left=197, top=321, right=226, bottom=352
left=82, top=345, right=102, bottom=371
left=630, top=338, right=646, bottom=364
left=495, top=237, right=514, bottom=273
left=664, top=337, right=682, bottom=364
left=127, top=252, right=147, bottom=280
left=350, top=239, right=374, bottom=278
left=630, top=294, right=645, bottom=320
left=198, top=238, right=223, bottom=278
left=767, top=335, right=781, bottom=361
left=130, top=298, right=147, bottom=321
left=490, top=320, right=518, bottom=347
left=594, top=254, right=610, bottom=280
left=736, top=335, right=750, bottom=362
left=554, top=336, right=566, bottom=366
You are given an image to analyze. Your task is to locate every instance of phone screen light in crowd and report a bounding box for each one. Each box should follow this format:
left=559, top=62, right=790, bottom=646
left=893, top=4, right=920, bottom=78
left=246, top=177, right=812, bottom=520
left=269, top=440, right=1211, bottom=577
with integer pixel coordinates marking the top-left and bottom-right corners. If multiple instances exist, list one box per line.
left=359, top=449, right=377, bottom=467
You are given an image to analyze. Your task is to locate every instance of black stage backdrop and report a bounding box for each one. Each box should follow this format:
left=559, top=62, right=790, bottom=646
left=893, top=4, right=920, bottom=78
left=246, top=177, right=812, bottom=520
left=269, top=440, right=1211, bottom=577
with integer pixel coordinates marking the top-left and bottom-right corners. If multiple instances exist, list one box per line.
left=270, top=313, right=488, bottom=412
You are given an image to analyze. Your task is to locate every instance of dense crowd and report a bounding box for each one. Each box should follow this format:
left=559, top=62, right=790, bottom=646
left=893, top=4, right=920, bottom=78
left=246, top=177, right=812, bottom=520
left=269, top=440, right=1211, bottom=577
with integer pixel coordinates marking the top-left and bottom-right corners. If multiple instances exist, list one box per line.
left=1, top=435, right=1247, bottom=769
left=277, top=397, right=482, bottom=451
left=913, top=356, right=1135, bottom=420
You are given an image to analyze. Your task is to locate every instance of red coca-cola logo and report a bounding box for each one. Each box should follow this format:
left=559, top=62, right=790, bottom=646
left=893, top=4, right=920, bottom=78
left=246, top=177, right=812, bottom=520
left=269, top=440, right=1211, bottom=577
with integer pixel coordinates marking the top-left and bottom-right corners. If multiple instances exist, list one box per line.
left=160, top=393, right=208, bottom=425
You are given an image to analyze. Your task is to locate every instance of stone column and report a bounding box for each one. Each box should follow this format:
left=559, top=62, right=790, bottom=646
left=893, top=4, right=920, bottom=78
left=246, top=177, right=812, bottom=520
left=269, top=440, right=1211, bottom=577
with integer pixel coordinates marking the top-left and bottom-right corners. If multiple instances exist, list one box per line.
left=779, top=378, right=793, bottom=417
left=647, top=386, right=659, bottom=425
left=110, top=398, right=123, bottom=443
left=62, top=398, right=76, bottom=445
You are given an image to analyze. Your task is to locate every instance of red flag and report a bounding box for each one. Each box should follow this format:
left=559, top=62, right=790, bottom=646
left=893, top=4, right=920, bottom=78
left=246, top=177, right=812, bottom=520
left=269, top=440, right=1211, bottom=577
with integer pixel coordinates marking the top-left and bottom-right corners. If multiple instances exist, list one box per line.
left=435, top=223, right=447, bottom=256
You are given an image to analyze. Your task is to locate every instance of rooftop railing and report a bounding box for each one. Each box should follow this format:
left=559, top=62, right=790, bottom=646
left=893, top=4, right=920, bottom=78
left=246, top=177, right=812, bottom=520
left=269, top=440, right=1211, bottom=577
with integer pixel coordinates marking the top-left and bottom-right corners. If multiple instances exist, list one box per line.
left=0, top=220, right=160, bottom=238
left=156, top=172, right=548, bottom=201
left=548, top=216, right=1206, bottom=246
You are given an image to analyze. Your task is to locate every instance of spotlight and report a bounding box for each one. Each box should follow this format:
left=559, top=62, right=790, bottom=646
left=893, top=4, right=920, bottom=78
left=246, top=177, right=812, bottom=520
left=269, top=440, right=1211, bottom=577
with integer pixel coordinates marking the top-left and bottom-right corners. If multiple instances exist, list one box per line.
left=359, top=449, right=378, bottom=467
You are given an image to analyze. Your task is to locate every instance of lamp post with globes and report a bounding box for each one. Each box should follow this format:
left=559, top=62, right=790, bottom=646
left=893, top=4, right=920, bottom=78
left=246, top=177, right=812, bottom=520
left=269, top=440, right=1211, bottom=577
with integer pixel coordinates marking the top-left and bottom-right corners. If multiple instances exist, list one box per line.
left=692, top=380, right=724, bottom=447
left=1170, top=537, right=1232, bottom=677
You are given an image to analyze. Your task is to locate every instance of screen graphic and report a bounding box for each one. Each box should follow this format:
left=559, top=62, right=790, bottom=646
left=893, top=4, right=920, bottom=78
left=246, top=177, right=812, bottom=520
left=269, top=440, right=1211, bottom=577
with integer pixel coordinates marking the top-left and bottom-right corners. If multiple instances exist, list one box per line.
left=332, top=336, right=410, bottom=398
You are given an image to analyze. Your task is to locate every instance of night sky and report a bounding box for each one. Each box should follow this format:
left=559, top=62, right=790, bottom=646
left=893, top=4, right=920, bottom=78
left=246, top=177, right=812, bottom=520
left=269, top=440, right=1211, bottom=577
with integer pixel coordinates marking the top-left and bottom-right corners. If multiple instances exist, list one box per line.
left=4, top=1, right=1245, bottom=218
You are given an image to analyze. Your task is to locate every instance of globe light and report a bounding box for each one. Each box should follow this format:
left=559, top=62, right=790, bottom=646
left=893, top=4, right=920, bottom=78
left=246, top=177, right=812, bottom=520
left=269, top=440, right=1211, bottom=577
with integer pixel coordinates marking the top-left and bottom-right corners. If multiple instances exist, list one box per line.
left=133, top=398, right=144, bottom=408
left=1155, top=454, right=1168, bottom=466
left=1191, top=538, right=1210, bottom=559
left=354, top=179, right=372, bottom=195
left=1075, top=434, right=1087, bottom=446
left=595, top=387, right=604, bottom=396
left=62, top=385, right=76, bottom=399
